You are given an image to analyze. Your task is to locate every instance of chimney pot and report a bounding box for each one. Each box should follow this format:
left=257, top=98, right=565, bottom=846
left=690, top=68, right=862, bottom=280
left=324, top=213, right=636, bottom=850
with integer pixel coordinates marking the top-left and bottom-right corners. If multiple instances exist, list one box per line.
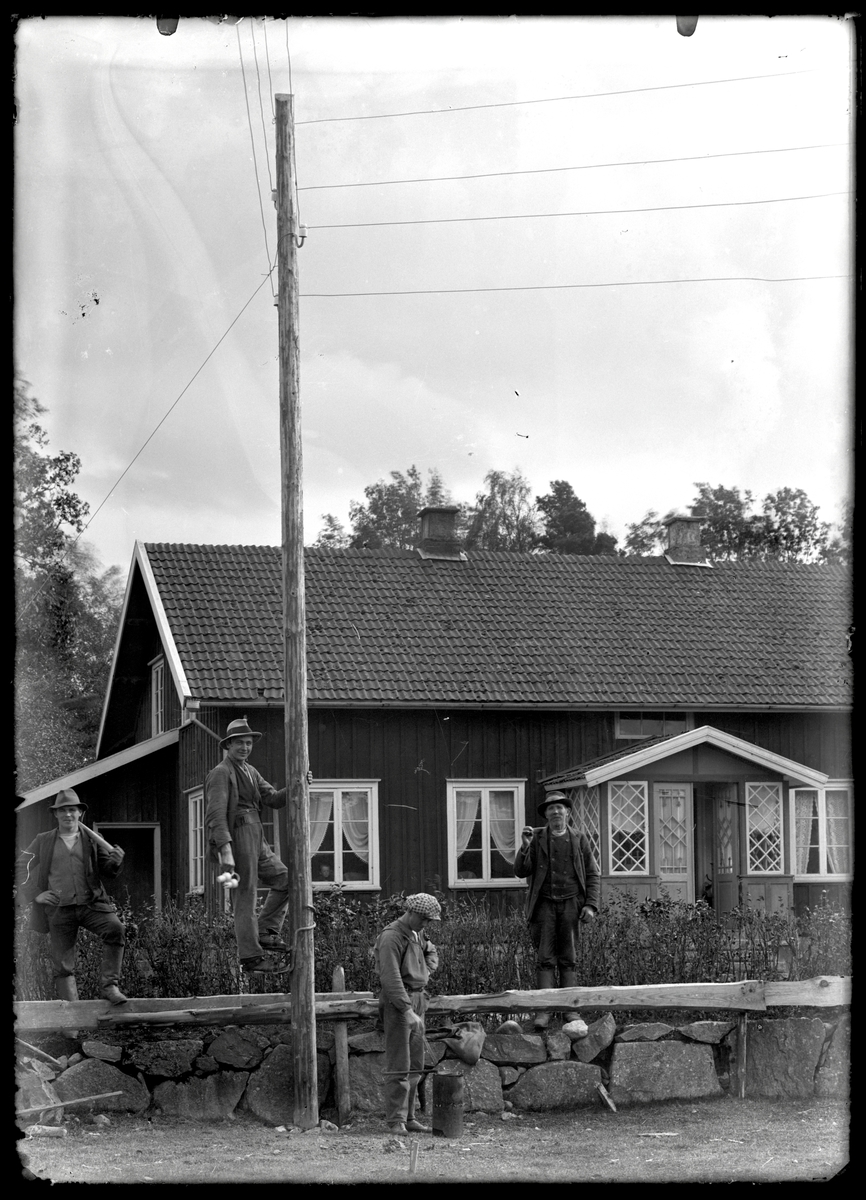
left=662, top=513, right=707, bottom=564
left=417, top=506, right=465, bottom=561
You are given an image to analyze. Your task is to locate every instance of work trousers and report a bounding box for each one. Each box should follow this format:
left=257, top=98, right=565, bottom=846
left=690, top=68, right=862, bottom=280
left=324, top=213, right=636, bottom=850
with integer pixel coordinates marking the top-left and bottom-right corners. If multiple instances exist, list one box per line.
left=382, top=990, right=427, bottom=1125
left=231, top=814, right=289, bottom=962
left=529, top=895, right=581, bottom=976
left=47, top=904, right=125, bottom=984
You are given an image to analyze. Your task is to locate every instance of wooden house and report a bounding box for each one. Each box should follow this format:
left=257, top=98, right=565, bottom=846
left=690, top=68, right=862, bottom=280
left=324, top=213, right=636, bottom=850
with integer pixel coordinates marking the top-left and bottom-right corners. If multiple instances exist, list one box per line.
left=16, top=509, right=853, bottom=918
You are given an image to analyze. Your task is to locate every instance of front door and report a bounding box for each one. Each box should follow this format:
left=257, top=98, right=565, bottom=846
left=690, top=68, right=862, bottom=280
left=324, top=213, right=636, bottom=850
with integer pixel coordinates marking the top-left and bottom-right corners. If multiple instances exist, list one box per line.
left=654, top=783, right=694, bottom=902
left=694, top=784, right=740, bottom=916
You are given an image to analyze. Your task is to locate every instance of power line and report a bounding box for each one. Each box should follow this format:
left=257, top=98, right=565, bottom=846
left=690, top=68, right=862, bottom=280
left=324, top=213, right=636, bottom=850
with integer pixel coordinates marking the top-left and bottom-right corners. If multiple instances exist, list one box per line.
left=249, top=19, right=275, bottom=193
left=298, top=142, right=850, bottom=193
left=236, top=23, right=276, bottom=296
left=296, top=69, right=815, bottom=125
left=301, top=274, right=849, bottom=299
left=307, top=190, right=850, bottom=231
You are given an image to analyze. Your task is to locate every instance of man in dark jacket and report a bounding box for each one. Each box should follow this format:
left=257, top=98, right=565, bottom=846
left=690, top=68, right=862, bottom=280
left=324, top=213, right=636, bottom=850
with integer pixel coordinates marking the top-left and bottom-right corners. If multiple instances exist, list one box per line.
left=513, top=791, right=601, bottom=1029
left=205, top=717, right=291, bottom=975
left=17, top=790, right=128, bottom=1004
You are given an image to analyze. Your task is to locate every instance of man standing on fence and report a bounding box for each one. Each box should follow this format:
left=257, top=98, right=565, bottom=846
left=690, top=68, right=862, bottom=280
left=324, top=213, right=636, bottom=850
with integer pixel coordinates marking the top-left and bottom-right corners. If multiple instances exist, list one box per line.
left=374, top=893, right=441, bottom=1134
left=513, top=791, right=600, bottom=1029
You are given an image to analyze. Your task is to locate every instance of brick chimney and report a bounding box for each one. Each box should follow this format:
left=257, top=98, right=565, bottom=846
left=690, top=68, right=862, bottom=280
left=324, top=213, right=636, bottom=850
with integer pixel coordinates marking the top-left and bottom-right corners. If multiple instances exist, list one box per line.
left=417, top=506, right=466, bottom=561
left=662, top=512, right=710, bottom=566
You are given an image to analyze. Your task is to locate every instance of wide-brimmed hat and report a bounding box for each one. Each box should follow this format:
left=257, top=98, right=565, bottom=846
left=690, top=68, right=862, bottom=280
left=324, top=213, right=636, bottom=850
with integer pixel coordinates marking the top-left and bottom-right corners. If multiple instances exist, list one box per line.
left=404, top=893, right=442, bottom=921
left=537, top=790, right=572, bottom=816
left=219, top=717, right=264, bottom=749
left=50, top=789, right=87, bottom=812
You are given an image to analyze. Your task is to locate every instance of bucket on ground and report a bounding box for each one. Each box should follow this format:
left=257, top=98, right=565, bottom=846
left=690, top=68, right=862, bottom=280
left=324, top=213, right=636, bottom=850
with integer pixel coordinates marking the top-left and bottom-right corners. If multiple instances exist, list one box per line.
left=432, top=1069, right=464, bottom=1138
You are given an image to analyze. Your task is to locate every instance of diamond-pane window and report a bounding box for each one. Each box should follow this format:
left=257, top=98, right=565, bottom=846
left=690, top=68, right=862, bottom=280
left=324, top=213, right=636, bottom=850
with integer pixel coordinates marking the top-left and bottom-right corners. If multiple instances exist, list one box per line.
left=568, top=785, right=601, bottom=864
left=746, top=782, right=783, bottom=873
left=658, top=786, right=689, bottom=875
left=609, top=781, right=648, bottom=874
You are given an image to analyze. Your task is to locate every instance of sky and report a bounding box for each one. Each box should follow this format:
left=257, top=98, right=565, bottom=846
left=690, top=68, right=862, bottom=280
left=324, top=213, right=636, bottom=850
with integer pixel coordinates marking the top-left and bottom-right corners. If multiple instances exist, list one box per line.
left=13, top=15, right=855, bottom=577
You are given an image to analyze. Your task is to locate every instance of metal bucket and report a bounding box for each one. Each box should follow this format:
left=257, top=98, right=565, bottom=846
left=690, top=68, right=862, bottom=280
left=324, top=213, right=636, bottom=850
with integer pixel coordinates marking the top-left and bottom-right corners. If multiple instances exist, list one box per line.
left=432, top=1070, right=464, bottom=1138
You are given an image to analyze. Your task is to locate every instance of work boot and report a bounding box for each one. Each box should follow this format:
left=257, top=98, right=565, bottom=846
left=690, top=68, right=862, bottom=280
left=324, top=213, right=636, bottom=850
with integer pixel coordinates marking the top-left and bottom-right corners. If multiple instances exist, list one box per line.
left=100, top=945, right=129, bottom=1004
left=560, top=969, right=581, bottom=1022
left=533, top=969, right=557, bottom=1030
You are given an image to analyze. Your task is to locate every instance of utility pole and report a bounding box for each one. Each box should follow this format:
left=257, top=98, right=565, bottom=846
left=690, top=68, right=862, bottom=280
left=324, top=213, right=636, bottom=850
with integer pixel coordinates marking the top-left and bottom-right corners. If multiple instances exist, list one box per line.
left=275, top=92, right=318, bottom=1129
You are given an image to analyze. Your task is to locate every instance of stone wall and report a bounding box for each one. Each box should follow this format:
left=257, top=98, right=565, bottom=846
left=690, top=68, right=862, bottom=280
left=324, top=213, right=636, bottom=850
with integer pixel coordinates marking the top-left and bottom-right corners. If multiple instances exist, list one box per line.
left=16, top=1012, right=850, bottom=1128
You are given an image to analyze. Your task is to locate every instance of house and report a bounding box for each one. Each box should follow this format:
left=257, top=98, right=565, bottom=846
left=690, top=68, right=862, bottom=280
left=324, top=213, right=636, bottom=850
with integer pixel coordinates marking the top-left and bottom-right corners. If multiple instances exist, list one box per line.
left=16, top=509, right=853, bottom=919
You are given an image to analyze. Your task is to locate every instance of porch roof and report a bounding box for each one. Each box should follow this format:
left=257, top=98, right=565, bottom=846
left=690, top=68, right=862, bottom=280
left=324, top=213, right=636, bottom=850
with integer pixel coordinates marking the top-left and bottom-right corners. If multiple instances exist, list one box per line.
left=540, top=725, right=830, bottom=789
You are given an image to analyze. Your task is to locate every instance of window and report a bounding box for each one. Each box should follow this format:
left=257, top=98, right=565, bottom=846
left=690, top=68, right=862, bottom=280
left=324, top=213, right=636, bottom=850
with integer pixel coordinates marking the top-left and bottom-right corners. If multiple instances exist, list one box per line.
left=309, top=781, right=379, bottom=889
left=792, top=784, right=853, bottom=879
left=608, top=781, right=648, bottom=874
left=564, top=785, right=601, bottom=865
left=616, top=712, right=691, bottom=740
left=187, top=788, right=205, bottom=895
left=446, top=780, right=526, bottom=888
left=746, top=782, right=783, bottom=874
left=150, top=656, right=165, bottom=736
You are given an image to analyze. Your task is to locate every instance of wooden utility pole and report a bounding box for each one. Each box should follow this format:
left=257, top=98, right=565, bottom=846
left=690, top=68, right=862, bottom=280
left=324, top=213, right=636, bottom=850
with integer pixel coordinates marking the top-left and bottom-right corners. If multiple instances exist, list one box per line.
left=275, top=92, right=318, bottom=1129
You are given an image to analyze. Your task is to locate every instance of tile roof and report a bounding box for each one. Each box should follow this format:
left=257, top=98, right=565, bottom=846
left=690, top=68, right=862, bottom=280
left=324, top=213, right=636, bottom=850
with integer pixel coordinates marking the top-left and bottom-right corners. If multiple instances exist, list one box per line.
left=142, top=544, right=853, bottom=709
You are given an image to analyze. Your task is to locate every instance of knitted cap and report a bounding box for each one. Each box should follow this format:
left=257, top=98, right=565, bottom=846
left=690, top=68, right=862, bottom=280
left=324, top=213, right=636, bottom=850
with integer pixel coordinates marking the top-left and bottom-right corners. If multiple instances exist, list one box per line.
left=404, top=893, right=442, bottom=921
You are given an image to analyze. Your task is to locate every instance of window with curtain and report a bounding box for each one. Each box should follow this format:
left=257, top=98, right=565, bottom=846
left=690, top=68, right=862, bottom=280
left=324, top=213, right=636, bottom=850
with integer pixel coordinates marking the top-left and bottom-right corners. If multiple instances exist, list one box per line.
left=446, top=780, right=526, bottom=888
left=792, top=784, right=853, bottom=878
left=309, top=782, right=379, bottom=889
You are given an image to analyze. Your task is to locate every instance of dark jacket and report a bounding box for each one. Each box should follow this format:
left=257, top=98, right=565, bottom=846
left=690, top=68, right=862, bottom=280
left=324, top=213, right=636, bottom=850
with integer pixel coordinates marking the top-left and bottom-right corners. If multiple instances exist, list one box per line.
left=204, top=757, right=287, bottom=860
left=374, top=915, right=440, bottom=1014
left=513, top=827, right=601, bottom=922
left=18, top=829, right=124, bottom=934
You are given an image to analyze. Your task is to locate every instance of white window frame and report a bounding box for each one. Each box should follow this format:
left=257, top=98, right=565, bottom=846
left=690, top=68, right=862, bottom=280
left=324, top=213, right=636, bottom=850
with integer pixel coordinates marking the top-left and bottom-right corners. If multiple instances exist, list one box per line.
left=616, top=711, right=693, bottom=740
left=790, top=781, right=854, bottom=882
left=149, top=655, right=165, bottom=737
left=745, top=781, right=784, bottom=875
left=607, top=780, right=649, bottom=875
left=309, top=780, right=380, bottom=891
left=446, top=779, right=527, bottom=890
left=187, top=787, right=205, bottom=896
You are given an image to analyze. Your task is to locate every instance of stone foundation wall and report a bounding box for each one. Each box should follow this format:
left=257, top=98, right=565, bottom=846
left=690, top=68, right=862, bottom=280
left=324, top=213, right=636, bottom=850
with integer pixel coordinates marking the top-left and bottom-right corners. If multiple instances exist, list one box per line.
left=16, top=1012, right=850, bottom=1128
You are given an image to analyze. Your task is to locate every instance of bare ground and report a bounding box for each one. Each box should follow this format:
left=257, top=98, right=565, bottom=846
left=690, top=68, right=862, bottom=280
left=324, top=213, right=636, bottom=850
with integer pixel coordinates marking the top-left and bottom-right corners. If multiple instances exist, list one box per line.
left=19, top=1096, right=849, bottom=1185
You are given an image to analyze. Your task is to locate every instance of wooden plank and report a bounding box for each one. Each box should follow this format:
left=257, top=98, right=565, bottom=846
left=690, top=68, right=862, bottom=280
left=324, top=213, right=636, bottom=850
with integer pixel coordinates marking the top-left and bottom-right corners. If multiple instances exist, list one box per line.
left=764, top=976, right=851, bottom=1008
left=736, top=1013, right=747, bottom=1100
left=425, top=981, right=768, bottom=1014
left=331, top=967, right=351, bottom=1127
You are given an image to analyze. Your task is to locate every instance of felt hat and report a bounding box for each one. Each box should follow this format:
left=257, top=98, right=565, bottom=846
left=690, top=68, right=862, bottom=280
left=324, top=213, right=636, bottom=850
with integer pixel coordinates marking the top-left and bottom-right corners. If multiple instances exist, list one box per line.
left=537, top=790, right=572, bottom=816
left=219, top=717, right=264, bottom=749
left=404, top=893, right=442, bottom=921
left=50, top=789, right=87, bottom=812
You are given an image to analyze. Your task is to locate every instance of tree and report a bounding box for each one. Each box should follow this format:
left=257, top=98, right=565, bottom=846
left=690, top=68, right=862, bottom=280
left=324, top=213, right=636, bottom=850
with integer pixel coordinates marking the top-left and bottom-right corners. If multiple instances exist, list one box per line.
left=312, top=514, right=350, bottom=550
left=14, top=380, right=123, bottom=790
left=622, top=509, right=669, bottom=557
left=462, top=468, right=540, bottom=551
left=535, top=480, right=619, bottom=555
left=346, top=466, right=452, bottom=550
left=760, top=487, right=832, bottom=563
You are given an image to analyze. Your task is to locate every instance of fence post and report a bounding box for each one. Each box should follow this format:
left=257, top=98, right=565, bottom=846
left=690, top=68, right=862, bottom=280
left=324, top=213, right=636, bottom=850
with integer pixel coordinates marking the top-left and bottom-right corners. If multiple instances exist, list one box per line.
left=332, top=966, right=351, bottom=1125
left=736, top=1012, right=748, bottom=1099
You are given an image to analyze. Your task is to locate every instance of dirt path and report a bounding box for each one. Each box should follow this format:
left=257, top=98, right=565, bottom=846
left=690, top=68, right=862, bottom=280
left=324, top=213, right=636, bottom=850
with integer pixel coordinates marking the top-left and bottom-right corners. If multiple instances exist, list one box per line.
left=20, top=1097, right=848, bottom=1184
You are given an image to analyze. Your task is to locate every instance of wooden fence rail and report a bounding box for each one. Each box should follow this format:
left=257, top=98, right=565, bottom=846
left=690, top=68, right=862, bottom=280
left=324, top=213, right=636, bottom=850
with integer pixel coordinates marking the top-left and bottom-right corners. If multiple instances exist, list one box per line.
left=14, top=976, right=850, bottom=1035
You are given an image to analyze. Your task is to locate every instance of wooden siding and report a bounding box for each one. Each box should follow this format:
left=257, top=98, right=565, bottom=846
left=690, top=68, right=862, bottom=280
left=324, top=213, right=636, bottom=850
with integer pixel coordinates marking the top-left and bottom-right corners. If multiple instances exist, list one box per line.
left=692, top=710, right=852, bottom=778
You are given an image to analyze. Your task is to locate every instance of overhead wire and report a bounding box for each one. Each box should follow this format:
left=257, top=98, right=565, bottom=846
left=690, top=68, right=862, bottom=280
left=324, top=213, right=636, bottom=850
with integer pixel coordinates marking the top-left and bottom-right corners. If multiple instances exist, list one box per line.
left=249, top=19, right=275, bottom=193
left=236, top=22, right=276, bottom=298
left=295, top=69, right=816, bottom=124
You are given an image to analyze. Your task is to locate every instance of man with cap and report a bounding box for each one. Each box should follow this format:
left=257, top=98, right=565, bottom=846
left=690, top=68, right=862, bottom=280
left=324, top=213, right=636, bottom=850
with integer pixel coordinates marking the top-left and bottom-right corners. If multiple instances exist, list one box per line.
left=205, top=717, right=298, bottom=975
left=373, top=893, right=442, bottom=1133
left=16, top=790, right=128, bottom=1004
left=513, top=791, right=601, bottom=1029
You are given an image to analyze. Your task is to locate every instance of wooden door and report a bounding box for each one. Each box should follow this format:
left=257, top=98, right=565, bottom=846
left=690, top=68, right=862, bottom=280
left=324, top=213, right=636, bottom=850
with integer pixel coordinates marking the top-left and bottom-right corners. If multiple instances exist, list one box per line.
left=654, top=783, right=694, bottom=902
left=694, top=783, right=740, bottom=916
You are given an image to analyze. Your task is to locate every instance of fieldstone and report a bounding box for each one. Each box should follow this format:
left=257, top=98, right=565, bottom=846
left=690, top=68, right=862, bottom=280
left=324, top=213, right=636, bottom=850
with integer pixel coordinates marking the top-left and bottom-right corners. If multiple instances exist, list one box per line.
left=422, top=1058, right=504, bottom=1114
left=509, top=1061, right=602, bottom=1111
left=128, top=1039, right=204, bottom=1077
left=195, top=1055, right=220, bottom=1075
left=424, top=1040, right=447, bottom=1068
left=615, top=1023, right=673, bottom=1042
left=562, top=1019, right=589, bottom=1040
left=152, top=1071, right=249, bottom=1120
left=347, top=1031, right=386, bottom=1054
left=609, top=1042, right=721, bottom=1105
left=480, top=1033, right=546, bottom=1066
left=498, top=1066, right=520, bottom=1087
left=678, top=1020, right=736, bottom=1044
left=571, top=1013, right=616, bottom=1064
left=208, top=1030, right=264, bottom=1070
left=729, top=1017, right=825, bottom=1100
left=16, top=1072, right=63, bottom=1126
left=53, top=1059, right=149, bottom=1114
left=815, top=1014, right=850, bottom=1099
left=345, top=1051, right=386, bottom=1113
left=244, top=1044, right=332, bottom=1126
left=495, top=1021, right=523, bottom=1035
left=546, top=1032, right=572, bottom=1061
left=21, top=1059, right=56, bottom=1082
left=82, top=1041, right=123, bottom=1063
